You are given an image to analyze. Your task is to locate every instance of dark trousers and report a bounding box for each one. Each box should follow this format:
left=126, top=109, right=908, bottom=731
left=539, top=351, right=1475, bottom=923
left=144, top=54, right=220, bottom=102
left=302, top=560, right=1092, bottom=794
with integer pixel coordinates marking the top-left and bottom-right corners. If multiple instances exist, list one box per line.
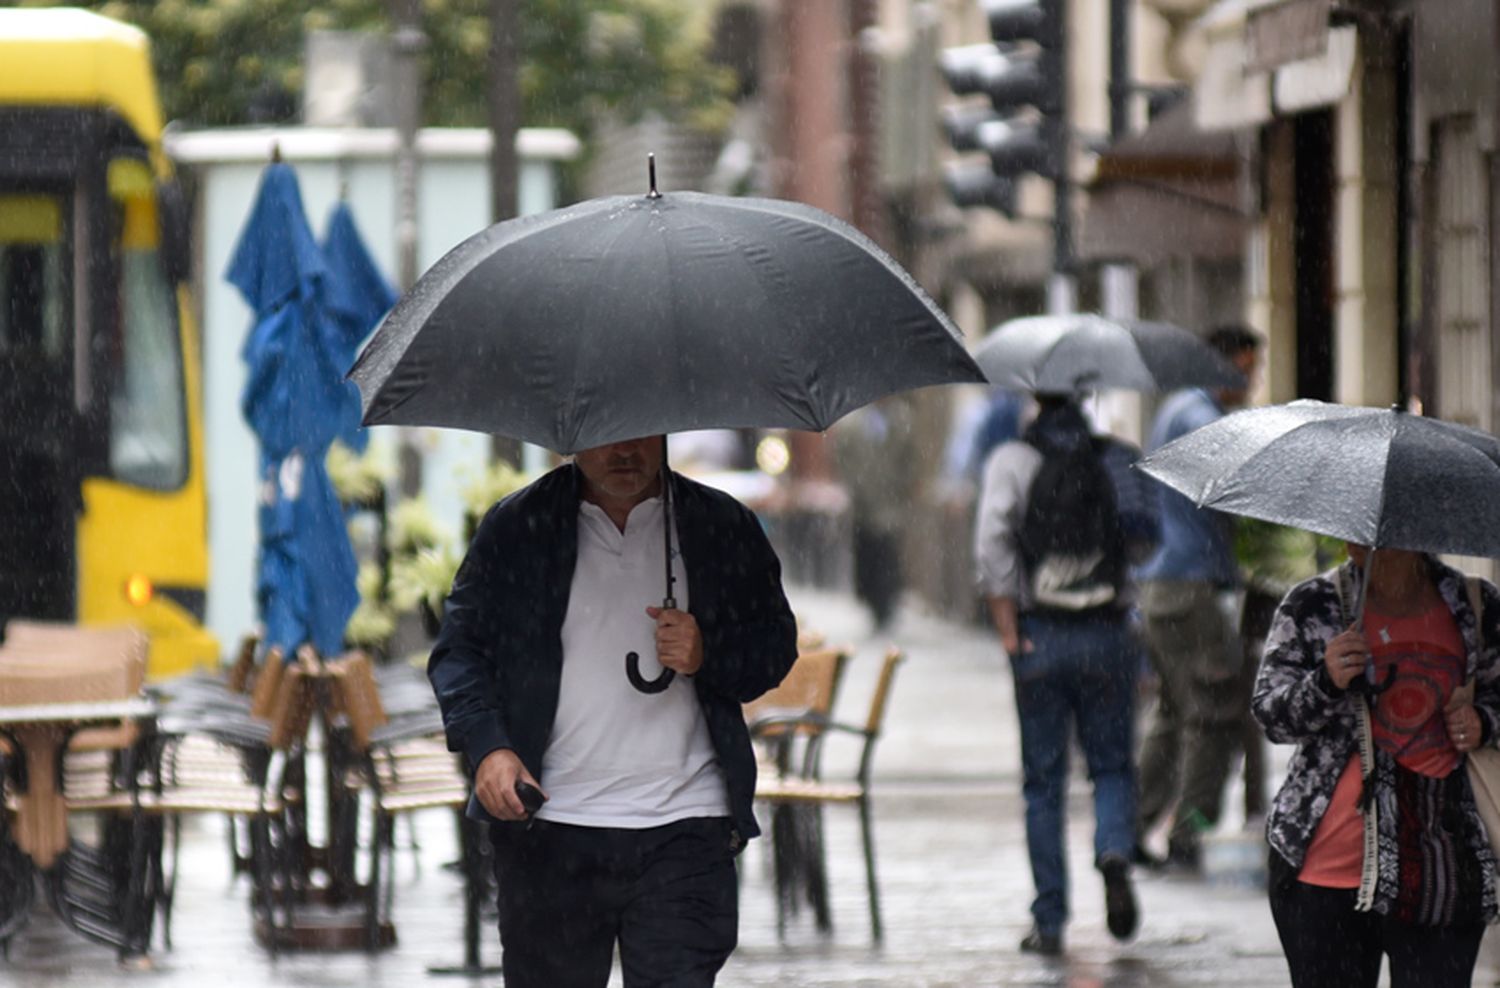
left=1137, top=581, right=1242, bottom=855
left=851, top=522, right=901, bottom=629
left=1267, top=851, right=1484, bottom=987
left=490, top=816, right=740, bottom=988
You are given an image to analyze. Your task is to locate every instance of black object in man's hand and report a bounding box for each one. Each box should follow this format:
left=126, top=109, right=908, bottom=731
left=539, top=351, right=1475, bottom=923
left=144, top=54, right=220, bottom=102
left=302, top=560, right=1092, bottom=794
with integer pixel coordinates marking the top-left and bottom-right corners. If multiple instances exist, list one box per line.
left=515, top=780, right=546, bottom=818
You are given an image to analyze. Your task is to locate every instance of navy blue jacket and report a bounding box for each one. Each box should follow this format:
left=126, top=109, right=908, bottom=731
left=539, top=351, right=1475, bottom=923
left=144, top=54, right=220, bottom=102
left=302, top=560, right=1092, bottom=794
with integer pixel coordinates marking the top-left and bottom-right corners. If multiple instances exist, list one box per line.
left=427, top=463, right=798, bottom=842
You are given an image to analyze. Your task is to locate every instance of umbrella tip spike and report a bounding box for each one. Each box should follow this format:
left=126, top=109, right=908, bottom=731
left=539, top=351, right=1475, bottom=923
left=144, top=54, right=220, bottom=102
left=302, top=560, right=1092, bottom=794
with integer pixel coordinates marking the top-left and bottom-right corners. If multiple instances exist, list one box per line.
left=647, top=153, right=660, bottom=199
left=270, top=141, right=282, bottom=164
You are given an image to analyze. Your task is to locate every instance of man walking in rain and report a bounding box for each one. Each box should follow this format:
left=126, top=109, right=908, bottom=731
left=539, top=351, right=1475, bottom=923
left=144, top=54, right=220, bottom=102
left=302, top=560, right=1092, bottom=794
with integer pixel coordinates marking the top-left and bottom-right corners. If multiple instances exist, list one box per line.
left=428, top=435, right=798, bottom=987
left=1134, top=325, right=1263, bottom=871
left=974, top=392, right=1160, bottom=955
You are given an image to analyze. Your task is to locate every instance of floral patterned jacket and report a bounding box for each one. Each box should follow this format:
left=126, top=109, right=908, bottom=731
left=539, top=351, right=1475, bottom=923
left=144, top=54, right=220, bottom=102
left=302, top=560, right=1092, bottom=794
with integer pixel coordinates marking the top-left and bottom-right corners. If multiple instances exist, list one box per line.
left=1253, top=557, right=1500, bottom=919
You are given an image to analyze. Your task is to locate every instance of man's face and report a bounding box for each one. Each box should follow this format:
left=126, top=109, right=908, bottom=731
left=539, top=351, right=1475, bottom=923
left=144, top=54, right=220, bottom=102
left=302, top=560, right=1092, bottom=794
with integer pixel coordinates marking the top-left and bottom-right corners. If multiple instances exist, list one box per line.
left=1220, top=346, right=1261, bottom=407
left=574, top=436, right=665, bottom=504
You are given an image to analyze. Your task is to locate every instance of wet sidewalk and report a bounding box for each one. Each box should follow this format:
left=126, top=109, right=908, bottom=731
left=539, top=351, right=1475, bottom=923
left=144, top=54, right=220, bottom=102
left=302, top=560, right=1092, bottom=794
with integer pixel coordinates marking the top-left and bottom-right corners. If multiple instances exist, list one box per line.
left=6, top=584, right=1497, bottom=985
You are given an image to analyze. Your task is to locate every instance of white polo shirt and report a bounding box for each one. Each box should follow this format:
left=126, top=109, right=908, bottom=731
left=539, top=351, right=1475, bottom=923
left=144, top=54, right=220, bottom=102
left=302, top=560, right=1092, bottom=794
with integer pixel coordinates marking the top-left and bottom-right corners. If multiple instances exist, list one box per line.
left=535, top=495, right=729, bottom=828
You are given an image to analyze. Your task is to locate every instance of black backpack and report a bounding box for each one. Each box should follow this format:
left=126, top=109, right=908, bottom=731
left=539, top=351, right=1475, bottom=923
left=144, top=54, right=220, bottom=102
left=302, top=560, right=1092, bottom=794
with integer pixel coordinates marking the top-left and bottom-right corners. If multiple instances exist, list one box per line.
left=1017, top=426, right=1126, bottom=613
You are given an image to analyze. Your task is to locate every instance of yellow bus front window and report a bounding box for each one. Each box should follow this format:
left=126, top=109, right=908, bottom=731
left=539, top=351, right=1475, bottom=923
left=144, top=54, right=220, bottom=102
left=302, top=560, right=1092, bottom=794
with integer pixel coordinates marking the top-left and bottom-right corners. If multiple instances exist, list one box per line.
left=108, top=158, right=187, bottom=491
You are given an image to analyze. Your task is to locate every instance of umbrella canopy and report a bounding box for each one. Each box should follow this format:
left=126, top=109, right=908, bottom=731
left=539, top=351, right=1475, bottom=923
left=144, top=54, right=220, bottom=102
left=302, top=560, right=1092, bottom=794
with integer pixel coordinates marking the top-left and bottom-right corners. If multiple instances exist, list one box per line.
left=972, top=313, right=1244, bottom=394
left=348, top=190, right=984, bottom=453
left=322, top=201, right=398, bottom=452
left=227, top=163, right=359, bottom=658
left=1136, top=400, right=1500, bottom=558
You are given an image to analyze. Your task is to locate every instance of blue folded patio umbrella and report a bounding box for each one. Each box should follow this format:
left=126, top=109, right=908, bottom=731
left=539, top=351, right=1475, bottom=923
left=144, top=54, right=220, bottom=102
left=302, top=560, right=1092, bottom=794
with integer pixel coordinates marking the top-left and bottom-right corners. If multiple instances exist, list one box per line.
left=322, top=201, right=397, bottom=452
left=227, top=163, right=359, bottom=659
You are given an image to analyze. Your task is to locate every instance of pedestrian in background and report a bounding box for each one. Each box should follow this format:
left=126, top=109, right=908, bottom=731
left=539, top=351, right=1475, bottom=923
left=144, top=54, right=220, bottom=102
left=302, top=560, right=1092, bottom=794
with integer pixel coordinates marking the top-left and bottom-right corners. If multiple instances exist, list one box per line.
left=1256, top=545, right=1500, bottom=986
left=1134, top=325, right=1263, bottom=870
left=974, top=392, right=1160, bottom=955
left=963, top=388, right=1026, bottom=484
left=428, top=435, right=798, bottom=988
left=832, top=397, right=917, bottom=632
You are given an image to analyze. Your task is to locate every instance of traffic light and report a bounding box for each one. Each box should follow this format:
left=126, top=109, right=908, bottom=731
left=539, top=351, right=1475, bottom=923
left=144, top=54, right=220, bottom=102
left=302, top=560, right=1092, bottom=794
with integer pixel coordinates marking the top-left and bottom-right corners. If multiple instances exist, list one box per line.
left=939, top=0, right=1070, bottom=267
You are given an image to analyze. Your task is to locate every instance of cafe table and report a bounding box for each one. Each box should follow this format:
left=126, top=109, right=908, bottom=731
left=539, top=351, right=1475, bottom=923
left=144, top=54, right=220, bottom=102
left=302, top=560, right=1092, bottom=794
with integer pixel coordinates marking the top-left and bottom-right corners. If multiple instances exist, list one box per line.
left=0, top=697, right=158, bottom=868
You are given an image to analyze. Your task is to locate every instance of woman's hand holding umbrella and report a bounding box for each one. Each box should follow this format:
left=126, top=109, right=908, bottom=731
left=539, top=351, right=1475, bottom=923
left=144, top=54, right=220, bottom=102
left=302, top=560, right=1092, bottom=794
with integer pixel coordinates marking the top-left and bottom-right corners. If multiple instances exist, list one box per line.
left=1323, top=627, right=1371, bottom=692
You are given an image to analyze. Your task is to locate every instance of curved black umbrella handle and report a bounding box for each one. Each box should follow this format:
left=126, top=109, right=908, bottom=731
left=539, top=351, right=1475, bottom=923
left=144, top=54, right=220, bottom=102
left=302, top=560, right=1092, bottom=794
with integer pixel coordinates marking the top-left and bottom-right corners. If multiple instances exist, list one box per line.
left=626, top=651, right=675, bottom=694
left=628, top=447, right=679, bottom=696
left=627, top=591, right=678, bottom=695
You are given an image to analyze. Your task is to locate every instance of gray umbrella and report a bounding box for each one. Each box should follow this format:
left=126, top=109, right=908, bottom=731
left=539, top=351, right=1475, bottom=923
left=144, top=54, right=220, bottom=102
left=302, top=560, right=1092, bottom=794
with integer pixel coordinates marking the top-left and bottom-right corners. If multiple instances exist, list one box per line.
left=972, top=313, right=1244, bottom=394
left=1136, top=400, right=1500, bottom=558
left=349, top=188, right=983, bottom=451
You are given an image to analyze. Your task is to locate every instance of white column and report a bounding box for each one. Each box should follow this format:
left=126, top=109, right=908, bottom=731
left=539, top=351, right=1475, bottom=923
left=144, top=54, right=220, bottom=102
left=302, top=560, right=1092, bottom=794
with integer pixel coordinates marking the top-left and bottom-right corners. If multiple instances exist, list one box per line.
left=1094, top=263, right=1143, bottom=444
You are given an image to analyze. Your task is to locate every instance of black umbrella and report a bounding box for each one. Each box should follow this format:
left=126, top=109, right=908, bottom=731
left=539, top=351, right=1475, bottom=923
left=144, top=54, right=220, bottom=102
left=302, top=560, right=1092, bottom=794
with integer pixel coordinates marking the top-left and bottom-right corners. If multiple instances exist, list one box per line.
left=349, top=183, right=981, bottom=451
left=349, top=166, right=983, bottom=692
left=972, top=313, right=1245, bottom=394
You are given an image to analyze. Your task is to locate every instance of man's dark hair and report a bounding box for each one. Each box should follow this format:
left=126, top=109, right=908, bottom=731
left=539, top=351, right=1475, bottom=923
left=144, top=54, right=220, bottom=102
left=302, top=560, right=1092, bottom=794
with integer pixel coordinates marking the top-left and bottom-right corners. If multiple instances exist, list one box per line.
left=1206, top=324, right=1263, bottom=359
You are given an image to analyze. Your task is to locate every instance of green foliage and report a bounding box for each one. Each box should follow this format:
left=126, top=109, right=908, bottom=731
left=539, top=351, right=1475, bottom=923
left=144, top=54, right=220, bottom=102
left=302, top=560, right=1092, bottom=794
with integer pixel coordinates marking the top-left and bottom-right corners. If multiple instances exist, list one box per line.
left=345, top=561, right=397, bottom=645
left=389, top=543, right=463, bottom=616
left=509, top=0, right=734, bottom=137
left=1234, top=518, right=1348, bottom=597
left=458, top=460, right=531, bottom=524
left=50, top=0, right=734, bottom=143
left=386, top=495, right=453, bottom=557
left=326, top=440, right=394, bottom=506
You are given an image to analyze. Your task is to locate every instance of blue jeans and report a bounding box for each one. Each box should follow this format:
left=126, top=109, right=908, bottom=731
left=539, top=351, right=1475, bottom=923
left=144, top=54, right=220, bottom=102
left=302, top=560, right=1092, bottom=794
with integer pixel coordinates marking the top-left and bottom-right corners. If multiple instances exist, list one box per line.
left=1013, top=612, right=1138, bottom=934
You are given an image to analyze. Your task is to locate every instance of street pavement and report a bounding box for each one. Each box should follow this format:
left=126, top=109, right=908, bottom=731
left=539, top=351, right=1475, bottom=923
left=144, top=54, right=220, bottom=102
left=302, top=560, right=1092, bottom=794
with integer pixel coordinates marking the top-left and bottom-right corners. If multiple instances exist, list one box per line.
left=8, top=584, right=1500, bottom=985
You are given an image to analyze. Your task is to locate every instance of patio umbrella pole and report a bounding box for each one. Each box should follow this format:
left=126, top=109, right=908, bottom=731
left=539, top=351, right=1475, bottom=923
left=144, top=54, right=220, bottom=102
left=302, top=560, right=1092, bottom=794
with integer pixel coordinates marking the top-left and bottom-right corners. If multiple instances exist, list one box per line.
left=626, top=435, right=677, bottom=694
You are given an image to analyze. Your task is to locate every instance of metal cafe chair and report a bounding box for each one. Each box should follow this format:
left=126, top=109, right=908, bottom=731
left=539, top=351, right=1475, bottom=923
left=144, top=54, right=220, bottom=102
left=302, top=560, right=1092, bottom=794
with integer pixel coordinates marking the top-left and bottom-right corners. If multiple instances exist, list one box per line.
left=744, top=645, right=850, bottom=936
left=745, top=646, right=850, bottom=774
left=754, top=647, right=905, bottom=942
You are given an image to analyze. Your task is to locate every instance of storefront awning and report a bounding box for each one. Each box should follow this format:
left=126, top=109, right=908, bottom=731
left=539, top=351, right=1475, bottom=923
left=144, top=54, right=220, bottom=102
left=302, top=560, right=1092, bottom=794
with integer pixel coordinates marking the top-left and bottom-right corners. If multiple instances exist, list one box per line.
left=1082, top=101, right=1248, bottom=263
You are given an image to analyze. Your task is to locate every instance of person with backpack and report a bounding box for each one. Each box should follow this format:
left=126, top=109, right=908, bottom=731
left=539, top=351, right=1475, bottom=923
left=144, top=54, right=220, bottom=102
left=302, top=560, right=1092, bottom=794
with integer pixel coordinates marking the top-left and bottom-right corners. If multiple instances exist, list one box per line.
left=974, top=392, right=1160, bottom=956
left=1134, top=325, right=1263, bottom=872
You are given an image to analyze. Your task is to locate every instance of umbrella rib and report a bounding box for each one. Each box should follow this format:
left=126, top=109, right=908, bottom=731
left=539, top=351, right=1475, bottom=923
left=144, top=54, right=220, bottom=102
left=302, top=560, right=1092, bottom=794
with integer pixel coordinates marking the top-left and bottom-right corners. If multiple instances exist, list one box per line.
left=683, top=206, right=823, bottom=428
left=711, top=197, right=959, bottom=344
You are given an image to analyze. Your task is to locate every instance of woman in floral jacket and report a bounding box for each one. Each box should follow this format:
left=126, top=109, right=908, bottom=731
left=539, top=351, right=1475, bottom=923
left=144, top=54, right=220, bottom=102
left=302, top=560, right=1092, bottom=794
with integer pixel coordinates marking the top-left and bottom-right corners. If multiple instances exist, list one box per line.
left=1253, top=544, right=1500, bottom=987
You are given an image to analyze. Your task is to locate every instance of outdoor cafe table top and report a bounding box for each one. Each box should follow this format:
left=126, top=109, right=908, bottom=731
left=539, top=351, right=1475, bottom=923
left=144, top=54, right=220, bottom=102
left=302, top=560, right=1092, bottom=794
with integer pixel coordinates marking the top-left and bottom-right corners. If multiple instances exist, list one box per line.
left=0, top=698, right=157, bottom=724
left=0, top=697, right=158, bottom=868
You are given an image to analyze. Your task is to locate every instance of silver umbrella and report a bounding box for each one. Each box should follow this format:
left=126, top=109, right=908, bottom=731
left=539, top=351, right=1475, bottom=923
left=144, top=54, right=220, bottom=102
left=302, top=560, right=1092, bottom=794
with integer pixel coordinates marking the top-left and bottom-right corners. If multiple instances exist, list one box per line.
left=1136, top=400, right=1500, bottom=559
left=972, top=312, right=1245, bottom=394
left=1139, top=399, right=1500, bottom=682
